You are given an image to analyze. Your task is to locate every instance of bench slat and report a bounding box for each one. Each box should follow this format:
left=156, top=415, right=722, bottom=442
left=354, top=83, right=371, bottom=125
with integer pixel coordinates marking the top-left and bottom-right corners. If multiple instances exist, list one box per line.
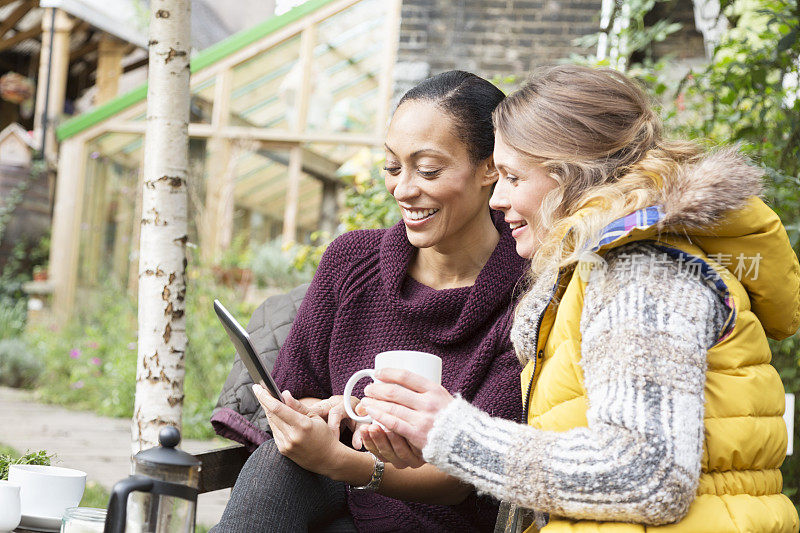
left=195, top=444, right=250, bottom=493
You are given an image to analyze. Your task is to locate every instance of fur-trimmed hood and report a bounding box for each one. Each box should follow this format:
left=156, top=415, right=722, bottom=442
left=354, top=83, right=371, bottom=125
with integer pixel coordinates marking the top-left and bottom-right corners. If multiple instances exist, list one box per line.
left=657, top=146, right=764, bottom=231
left=591, top=147, right=800, bottom=340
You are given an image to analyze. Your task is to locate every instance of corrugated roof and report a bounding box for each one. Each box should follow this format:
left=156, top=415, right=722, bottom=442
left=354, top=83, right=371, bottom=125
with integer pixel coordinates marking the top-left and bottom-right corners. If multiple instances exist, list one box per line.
left=1, top=0, right=238, bottom=58
left=0, top=1, right=44, bottom=54
left=40, top=0, right=148, bottom=47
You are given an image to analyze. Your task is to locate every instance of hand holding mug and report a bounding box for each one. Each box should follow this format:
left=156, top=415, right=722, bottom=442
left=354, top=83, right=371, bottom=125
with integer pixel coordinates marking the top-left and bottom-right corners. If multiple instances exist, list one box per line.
left=343, top=351, right=442, bottom=468
left=360, top=367, right=455, bottom=461
left=342, top=351, right=442, bottom=423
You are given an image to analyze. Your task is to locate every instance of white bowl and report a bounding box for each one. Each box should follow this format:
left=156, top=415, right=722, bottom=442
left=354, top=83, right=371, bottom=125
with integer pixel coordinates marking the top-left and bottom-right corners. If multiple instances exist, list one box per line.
left=8, top=464, right=86, bottom=519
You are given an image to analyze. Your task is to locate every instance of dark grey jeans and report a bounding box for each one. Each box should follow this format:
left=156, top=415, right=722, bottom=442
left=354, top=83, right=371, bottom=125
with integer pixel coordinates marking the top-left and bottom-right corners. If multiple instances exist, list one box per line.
left=211, top=439, right=358, bottom=533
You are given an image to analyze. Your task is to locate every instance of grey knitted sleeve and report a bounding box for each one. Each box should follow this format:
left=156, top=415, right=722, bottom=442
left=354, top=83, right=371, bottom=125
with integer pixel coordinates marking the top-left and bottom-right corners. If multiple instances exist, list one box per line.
left=422, top=243, right=728, bottom=525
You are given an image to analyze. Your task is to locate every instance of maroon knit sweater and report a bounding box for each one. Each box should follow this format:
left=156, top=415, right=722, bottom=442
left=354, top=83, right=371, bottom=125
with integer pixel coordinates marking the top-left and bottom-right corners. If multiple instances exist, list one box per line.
left=272, top=211, right=526, bottom=533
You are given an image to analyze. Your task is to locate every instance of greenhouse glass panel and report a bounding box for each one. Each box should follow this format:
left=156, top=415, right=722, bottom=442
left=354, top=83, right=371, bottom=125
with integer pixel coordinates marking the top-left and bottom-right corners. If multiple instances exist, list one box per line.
left=78, top=133, right=142, bottom=289
left=191, top=77, right=215, bottom=124
left=307, top=0, right=387, bottom=134
left=229, top=145, right=323, bottom=241
left=188, top=137, right=211, bottom=246
left=306, top=141, right=362, bottom=171
left=228, top=35, right=302, bottom=129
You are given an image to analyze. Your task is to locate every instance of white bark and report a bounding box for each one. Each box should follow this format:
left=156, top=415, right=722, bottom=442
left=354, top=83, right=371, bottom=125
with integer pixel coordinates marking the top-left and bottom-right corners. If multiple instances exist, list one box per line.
left=132, top=0, right=191, bottom=454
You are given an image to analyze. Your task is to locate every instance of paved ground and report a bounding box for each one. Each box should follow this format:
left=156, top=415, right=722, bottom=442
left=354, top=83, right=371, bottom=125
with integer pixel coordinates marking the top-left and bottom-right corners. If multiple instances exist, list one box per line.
left=0, top=386, right=231, bottom=528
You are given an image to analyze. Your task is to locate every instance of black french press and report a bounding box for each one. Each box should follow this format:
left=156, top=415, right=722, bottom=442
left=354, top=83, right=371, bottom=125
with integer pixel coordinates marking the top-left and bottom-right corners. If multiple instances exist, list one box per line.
left=104, top=426, right=201, bottom=533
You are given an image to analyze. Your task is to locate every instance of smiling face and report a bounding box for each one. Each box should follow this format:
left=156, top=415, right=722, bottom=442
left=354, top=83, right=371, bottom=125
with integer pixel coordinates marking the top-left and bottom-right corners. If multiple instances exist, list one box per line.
left=384, top=100, right=496, bottom=251
left=489, top=131, right=559, bottom=259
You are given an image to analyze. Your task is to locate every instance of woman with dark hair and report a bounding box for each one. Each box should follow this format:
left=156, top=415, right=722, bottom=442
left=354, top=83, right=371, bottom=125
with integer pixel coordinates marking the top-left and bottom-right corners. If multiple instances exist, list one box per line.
left=212, top=71, right=528, bottom=532
left=359, top=65, right=800, bottom=532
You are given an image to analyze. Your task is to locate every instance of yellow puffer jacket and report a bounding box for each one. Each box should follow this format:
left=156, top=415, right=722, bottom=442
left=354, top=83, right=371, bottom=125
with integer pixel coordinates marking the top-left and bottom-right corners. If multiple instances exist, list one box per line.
left=520, top=153, right=800, bottom=532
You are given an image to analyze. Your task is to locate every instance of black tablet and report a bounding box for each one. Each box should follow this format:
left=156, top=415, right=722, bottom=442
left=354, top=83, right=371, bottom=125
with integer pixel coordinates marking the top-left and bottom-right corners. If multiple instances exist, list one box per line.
left=213, top=299, right=285, bottom=403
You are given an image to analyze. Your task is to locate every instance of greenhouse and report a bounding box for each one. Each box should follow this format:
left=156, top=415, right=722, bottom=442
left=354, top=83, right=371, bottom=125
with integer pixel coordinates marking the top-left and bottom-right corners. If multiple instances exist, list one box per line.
left=48, top=0, right=401, bottom=318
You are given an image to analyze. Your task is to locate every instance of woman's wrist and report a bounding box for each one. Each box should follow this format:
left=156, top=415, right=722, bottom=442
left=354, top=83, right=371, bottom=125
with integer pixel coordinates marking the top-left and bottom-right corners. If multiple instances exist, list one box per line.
left=421, top=396, right=469, bottom=466
left=323, top=445, right=375, bottom=485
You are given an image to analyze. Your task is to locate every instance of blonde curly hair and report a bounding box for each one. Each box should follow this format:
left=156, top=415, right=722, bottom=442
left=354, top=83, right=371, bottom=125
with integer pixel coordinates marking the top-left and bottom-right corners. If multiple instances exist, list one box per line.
left=493, top=65, right=705, bottom=282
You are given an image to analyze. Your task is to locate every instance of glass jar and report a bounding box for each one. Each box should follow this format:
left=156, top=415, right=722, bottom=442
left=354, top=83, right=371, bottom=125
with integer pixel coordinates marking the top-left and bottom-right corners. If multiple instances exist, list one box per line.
left=60, top=507, right=107, bottom=533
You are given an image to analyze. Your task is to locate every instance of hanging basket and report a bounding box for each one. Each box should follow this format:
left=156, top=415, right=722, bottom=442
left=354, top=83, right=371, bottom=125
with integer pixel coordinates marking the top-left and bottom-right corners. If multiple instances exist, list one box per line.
left=0, top=72, right=35, bottom=105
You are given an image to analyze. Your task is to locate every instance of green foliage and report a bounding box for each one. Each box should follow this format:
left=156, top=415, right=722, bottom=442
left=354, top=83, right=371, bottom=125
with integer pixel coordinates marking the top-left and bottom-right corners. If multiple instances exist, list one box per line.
left=183, top=260, right=256, bottom=439
left=0, top=237, right=50, bottom=389
left=0, top=235, right=50, bottom=339
left=0, top=299, right=26, bottom=341
left=0, top=337, right=43, bottom=388
left=251, top=239, right=314, bottom=289
left=675, top=0, right=800, bottom=243
left=25, top=261, right=256, bottom=440
left=569, top=0, right=681, bottom=77
left=291, top=148, right=400, bottom=272
left=686, top=0, right=798, bottom=150
left=340, top=150, right=400, bottom=233
left=79, top=480, right=110, bottom=508
left=289, top=237, right=329, bottom=275
left=217, top=233, right=253, bottom=270
left=27, top=283, right=138, bottom=419
left=0, top=448, right=52, bottom=481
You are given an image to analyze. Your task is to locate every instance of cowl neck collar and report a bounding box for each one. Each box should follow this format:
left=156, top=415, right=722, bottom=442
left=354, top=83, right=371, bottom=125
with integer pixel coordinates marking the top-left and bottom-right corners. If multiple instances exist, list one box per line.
left=378, top=210, right=527, bottom=344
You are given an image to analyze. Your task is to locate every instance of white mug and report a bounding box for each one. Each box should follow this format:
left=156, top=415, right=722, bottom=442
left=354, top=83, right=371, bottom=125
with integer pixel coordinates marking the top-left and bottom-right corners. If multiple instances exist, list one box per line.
left=343, top=350, right=442, bottom=423
left=0, top=480, right=21, bottom=533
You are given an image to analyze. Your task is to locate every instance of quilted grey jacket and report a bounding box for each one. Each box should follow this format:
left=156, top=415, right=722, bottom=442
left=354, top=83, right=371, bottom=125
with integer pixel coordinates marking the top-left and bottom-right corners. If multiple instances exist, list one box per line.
left=211, top=284, right=309, bottom=449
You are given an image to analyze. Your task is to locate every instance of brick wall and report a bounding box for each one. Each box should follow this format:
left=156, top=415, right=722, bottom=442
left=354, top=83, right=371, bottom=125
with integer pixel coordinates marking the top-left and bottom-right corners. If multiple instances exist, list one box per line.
left=393, top=0, right=708, bottom=98
left=394, top=0, right=604, bottom=97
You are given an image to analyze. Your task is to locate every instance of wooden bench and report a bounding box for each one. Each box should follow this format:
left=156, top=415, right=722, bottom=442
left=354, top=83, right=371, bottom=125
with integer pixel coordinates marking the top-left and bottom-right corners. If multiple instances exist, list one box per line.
left=194, top=444, right=250, bottom=494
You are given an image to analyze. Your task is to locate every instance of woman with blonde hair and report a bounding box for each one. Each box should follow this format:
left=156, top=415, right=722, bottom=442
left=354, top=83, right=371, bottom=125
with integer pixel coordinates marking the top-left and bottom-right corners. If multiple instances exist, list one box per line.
left=357, top=65, right=800, bottom=532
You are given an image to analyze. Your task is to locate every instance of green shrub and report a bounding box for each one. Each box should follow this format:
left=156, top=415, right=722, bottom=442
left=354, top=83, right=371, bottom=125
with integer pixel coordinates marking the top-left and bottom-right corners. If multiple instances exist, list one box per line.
left=25, top=265, right=256, bottom=440
left=26, top=283, right=138, bottom=418
left=339, top=151, right=400, bottom=234
left=251, top=239, right=313, bottom=289
left=0, top=298, right=26, bottom=340
left=0, top=337, right=43, bottom=388
left=0, top=236, right=50, bottom=340
left=183, top=263, right=256, bottom=439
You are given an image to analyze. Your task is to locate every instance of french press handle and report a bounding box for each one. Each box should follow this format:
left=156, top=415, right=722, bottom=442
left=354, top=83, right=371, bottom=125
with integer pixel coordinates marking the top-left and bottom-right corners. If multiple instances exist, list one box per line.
left=103, top=475, right=154, bottom=533
left=104, top=475, right=199, bottom=533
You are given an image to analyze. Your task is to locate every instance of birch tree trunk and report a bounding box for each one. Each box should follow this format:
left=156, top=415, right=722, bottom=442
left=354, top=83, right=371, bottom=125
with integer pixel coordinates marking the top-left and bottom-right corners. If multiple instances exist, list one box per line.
left=132, top=0, right=191, bottom=453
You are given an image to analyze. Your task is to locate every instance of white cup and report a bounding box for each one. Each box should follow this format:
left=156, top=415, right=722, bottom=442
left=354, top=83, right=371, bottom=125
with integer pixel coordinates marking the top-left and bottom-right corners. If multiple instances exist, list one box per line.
left=343, top=350, right=442, bottom=423
left=0, top=480, right=21, bottom=532
left=9, top=464, right=86, bottom=519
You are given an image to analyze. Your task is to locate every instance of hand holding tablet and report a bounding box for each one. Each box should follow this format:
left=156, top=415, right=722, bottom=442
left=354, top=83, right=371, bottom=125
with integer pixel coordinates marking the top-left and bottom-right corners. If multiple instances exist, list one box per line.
left=213, top=299, right=285, bottom=403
